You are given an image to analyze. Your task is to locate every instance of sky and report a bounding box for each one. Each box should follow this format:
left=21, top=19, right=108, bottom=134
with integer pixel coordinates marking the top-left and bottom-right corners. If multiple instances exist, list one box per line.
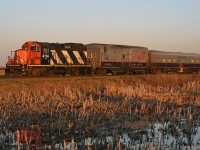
left=0, top=0, right=200, bottom=66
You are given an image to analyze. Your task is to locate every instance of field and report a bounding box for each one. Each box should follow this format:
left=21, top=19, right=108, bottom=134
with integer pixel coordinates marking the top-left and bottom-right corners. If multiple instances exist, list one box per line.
left=0, top=74, right=200, bottom=149
left=0, top=69, right=4, bottom=76
left=1, top=74, right=199, bottom=106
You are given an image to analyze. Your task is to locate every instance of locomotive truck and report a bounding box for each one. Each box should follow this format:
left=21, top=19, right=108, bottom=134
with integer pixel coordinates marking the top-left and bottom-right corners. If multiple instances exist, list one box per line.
left=5, top=41, right=200, bottom=76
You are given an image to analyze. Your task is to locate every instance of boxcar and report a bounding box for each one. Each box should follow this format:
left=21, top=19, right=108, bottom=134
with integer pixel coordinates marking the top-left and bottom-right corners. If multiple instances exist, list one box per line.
left=86, top=44, right=149, bottom=75
left=150, top=50, right=200, bottom=73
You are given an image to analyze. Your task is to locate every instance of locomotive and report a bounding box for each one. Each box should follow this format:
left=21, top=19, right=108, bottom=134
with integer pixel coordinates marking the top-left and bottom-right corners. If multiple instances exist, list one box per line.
left=6, top=41, right=92, bottom=76
left=5, top=41, right=200, bottom=76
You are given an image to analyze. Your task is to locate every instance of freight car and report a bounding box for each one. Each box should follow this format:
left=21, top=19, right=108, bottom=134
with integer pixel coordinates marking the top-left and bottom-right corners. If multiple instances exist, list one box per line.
left=6, top=41, right=92, bottom=76
left=149, top=50, right=200, bottom=74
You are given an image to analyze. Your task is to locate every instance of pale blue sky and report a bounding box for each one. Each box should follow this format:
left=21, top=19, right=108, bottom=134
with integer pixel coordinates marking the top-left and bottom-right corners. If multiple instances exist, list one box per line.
left=0, top=0, right=200, bottom=66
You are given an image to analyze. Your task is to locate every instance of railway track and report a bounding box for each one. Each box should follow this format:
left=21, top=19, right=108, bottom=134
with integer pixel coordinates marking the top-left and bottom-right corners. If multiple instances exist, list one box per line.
left=0, top=74, right=131, bottom=80
left=0, top=71, right=199, bottom=79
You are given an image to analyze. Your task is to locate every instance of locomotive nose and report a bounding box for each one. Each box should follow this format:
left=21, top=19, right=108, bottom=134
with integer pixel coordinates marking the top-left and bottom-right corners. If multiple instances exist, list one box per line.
left=14, top=49, right=28, bottom=64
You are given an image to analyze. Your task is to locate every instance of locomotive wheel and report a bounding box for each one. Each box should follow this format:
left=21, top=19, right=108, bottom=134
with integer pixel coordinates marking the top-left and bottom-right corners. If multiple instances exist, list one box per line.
left=30, top=69, right=37, bottom=76
left=28, top=69, right=40, bottom=76
left=11, top=70, right=20, bottom=76
left=6, top=69, right=21, bottom=76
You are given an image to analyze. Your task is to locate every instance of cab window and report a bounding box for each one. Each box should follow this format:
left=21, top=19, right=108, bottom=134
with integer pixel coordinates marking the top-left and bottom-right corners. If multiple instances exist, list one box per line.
left=31, top=46, right=36, bottom=50
left=22, top=46, right=28, bottom=50
left=36, top=46, right=41, bottom=51
left=43, top=48, right=49, bottom=54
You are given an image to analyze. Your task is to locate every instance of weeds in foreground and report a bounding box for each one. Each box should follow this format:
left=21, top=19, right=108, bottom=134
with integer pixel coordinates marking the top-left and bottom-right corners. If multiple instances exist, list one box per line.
left=0, top=74, right=199, bottom=141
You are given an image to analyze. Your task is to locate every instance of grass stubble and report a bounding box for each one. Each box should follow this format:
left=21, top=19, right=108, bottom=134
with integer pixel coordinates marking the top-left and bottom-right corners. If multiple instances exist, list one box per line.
left=0, top=74, right=199, bottom=143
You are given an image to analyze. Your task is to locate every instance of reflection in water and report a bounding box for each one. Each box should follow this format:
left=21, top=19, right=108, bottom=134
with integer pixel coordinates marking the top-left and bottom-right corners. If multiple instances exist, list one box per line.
left=0, top=104, right=199, bottom=149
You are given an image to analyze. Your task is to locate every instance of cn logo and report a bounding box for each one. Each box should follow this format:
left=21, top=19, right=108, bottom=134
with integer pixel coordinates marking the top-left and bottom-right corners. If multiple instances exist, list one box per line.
left=179, top=63, right=184, bottom=73
left=179, top=63, right=183, bottom=68
left=135, top=51, right=146, bottom=60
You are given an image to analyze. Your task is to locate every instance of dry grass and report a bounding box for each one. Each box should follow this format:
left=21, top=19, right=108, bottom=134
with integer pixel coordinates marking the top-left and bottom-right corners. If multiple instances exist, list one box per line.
left=0, top=74, right=199, bottom=140
left=0, top=70, right=4, bottom=76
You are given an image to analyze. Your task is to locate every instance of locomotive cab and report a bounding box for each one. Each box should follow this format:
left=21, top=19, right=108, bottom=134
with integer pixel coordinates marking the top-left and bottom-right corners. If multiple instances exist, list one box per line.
left=20, top=41, right=42, bottom=65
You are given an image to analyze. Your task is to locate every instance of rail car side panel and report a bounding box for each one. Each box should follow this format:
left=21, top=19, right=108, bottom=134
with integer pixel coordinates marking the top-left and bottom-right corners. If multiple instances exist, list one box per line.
left=86, top=44, right=148, bottom=74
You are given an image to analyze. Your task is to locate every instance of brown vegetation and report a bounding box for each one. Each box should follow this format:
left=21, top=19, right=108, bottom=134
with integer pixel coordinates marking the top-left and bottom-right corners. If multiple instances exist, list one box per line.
left=0, top=74, right=199, bottom=143
left=0, top=70, right=4, bottom=76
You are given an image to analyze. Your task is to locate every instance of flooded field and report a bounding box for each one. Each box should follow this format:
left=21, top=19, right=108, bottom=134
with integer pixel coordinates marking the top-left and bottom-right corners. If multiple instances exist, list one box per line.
left=0, top=74, right=199, bottom=149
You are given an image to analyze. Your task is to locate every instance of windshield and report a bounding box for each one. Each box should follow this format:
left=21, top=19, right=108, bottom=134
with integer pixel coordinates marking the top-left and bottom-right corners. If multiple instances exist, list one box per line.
left=22, top=46, right=28, bottom=50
